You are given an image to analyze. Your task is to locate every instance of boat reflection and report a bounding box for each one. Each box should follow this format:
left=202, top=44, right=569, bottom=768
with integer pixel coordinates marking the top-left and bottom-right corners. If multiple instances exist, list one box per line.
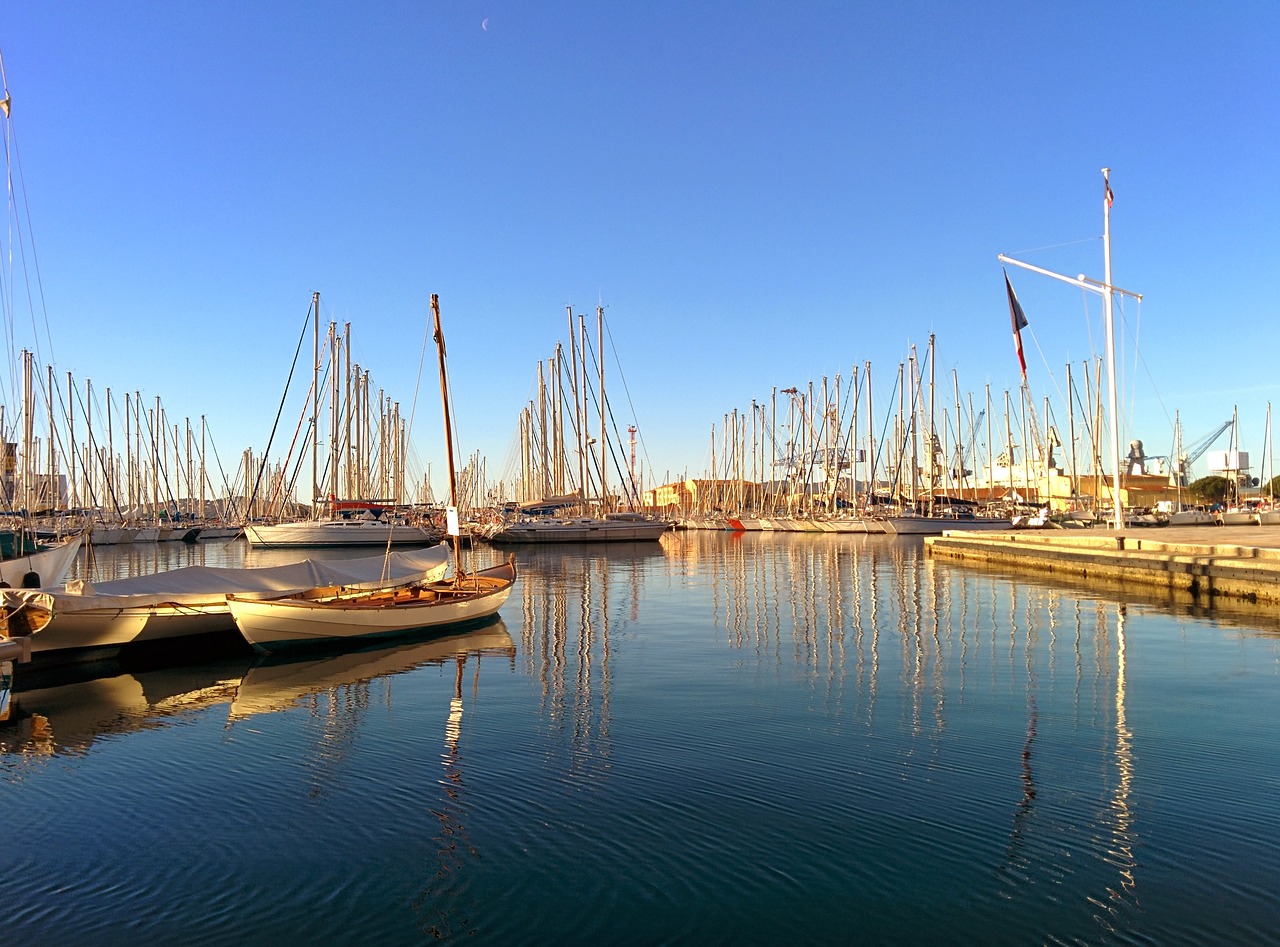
left=0, top=656, right=251, bottom=760
left=227, top=618, right=516, bottom=722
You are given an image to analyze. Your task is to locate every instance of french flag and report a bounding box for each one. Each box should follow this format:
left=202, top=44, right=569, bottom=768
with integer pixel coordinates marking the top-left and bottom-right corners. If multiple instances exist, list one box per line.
left=1004, top=271, right=1029, bottom=378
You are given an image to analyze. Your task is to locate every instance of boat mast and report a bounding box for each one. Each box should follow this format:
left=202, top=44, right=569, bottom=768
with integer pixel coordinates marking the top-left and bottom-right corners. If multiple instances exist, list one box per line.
left=1067, top=363, right=1078, bottom=506
left=310, top=292, right=320, bottom=515
left=865, top=362, right=873, bottom=509
left=597, top=306, right=606, bottom=512
left=431, top=294, right=463, bottom=568
left=927, top=334, right=935, bottom=516
left=1268, top=402, right=1275, bottom=502
left=329, top=321, right=339, bottom=504
left=999, top=170, right=1138, bottom=528
left=1100, top=168, right=1122, bottom=528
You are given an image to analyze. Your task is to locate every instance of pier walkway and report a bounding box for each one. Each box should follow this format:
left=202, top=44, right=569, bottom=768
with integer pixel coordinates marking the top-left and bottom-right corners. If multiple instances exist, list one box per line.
left=925, top=525, right=1280, bottom=612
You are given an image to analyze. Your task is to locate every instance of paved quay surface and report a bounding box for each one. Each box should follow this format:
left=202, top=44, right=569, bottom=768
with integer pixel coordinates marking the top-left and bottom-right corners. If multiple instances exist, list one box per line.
left=924, top=524, right=1280, bottom=613
left=1085, top=524, right=1280, bottom=549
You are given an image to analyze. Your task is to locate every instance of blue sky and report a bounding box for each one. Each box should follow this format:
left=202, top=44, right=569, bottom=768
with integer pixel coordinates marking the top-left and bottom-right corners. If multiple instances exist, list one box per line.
left=2, top=2, right=1278, bottom=500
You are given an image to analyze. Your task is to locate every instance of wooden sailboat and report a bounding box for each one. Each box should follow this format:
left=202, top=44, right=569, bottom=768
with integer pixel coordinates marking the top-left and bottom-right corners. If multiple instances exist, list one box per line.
left=228, top=295, right=516, bottom=654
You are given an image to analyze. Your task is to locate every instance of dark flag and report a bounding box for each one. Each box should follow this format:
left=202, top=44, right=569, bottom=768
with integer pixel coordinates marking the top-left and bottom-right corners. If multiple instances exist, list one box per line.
left=1004, top=270, right=1028, bottom=378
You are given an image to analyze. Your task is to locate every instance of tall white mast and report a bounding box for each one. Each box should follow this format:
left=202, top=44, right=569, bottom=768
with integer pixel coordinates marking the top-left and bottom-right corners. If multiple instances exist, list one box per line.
left=998, top=168, right=1138, bottom=530
left=1101, top=167, right=1122, bottom=529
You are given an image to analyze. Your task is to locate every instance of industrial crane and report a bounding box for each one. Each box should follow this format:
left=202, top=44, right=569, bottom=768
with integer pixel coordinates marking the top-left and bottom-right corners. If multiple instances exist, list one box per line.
left=1175, top=418, right=1234, bottom=483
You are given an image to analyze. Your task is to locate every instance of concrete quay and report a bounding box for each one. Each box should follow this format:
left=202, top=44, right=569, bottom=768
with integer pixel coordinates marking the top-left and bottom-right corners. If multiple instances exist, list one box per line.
left=924, top=525, right=1280, bottom=611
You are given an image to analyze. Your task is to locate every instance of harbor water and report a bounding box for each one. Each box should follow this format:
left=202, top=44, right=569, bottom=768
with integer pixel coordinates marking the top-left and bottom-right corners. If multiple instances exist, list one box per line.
left=4, top=531, right=1280, bottom=945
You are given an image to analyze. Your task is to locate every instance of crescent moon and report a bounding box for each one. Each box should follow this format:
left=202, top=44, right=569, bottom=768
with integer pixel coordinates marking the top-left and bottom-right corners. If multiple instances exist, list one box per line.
left=482, top=18, right=489, bottom=30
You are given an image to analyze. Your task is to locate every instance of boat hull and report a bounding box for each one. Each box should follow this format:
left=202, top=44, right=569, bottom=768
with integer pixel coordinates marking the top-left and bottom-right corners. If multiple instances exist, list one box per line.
left=228, top=561, right=517, bottom=654
left=0, top=533, right=84, bottom=589
left=882, top=516, right=1011, bottom=536
left=244, top=521, right=435, bottom=547
left=28, top=544, right=451, bottom=659
left=487, top=518, right=669, bottom=543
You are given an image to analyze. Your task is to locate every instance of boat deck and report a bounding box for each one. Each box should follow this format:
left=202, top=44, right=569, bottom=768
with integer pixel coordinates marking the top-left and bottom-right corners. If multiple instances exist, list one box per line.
left=925, top=524, right=1280, bottom=612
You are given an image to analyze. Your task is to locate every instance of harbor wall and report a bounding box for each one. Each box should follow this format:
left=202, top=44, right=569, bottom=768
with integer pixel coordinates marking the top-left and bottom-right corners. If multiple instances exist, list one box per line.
left=924, top=528, right=1280, bottom=609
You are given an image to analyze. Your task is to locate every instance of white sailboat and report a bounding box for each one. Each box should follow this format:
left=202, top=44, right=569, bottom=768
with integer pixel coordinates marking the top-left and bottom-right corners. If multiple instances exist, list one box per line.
left=487, top=510, right=670, bottom=543
left=244, top=503, right=435, bottom=547
left=489, top=305, right=669, bottom=544
left=245, top=294, right=437, bottom=549
left=228, top=295, right=516, bottom=654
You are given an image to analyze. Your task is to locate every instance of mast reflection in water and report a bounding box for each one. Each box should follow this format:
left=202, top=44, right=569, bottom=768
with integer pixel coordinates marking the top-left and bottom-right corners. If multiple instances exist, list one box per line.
left=4, top=533, right=1280, bottom=945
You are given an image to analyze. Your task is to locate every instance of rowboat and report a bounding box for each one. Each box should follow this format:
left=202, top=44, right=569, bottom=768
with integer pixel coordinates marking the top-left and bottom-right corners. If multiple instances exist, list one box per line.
left=227, top=560, right=516, bottom=654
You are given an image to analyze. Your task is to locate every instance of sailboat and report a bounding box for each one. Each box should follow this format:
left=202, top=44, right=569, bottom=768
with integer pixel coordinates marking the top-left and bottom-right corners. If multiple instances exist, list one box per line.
left=0, top=528, right=84, bottom=588
left=228, top=295, right=516, bottom=654
left=879, top=336, right=1010, bottom=536
left=243, top=294, right=437, bottom=548
left=484, top=305, right=670, bottom=544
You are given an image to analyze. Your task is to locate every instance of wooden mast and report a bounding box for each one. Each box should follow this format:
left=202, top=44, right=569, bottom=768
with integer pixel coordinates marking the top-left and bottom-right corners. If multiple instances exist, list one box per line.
left=431, top=294, right=464, bottom=573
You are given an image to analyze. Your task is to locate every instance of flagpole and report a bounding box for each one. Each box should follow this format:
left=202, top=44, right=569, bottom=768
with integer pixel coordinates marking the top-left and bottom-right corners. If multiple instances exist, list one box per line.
left=997, top=169, right=1140, bottom=532
left=1102, top=167, right=1123, bottom=530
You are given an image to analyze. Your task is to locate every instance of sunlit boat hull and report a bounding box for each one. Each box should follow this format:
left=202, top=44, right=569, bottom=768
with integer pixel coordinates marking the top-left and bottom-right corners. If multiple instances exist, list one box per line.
left=228, top=560, right=517, bottom=654
left=23, top=544, right=451, bottom=658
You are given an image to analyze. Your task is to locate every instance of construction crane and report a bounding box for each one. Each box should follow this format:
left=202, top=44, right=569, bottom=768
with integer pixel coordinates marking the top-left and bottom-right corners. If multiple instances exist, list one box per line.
left=952, top=407, right=986, bottom=480
left=1175, top=418, right=1234, bottom=482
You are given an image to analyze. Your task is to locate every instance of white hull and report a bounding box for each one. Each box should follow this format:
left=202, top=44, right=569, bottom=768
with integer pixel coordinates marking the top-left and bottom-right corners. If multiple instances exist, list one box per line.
left=228, top=561, right=517, bottom=654
left=488, top=517, right=669, bottom=543
left=195, top=527, right=244, bottom=541
left=90, top=526, right=138, bottom=545
left=818, top=516, right=885, bottom=533
left=0, top=533, right=84, bottom=588
left=1168, top=510, right=1218, bottom=526
left=244, top=520, right=435, bottom=547
left=1220, top=511, right=1259, bottom=526
left=26, top=543, right=451, bottom=657
left=882, top=515, right=1011, bottom=536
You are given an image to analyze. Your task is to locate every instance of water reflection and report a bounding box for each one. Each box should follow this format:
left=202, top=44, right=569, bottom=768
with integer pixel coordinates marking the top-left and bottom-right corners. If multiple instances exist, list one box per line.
left=0, top=656, right=250, bottom=763
left=1, top=623, right=515, bottom=766
left=13, top=533, right=1280, bottom=942
left=507, top=542, right=668, bottom=781
left=673, top=529, right=1149, bottom=936
left=227, top=621, right=514, bottom=722
left=411, top=626, right=516, bottom=940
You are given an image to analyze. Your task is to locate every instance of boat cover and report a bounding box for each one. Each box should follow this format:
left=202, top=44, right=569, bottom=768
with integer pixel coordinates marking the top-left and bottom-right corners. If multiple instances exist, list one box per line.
left=46, top=543, right=452, bottom=613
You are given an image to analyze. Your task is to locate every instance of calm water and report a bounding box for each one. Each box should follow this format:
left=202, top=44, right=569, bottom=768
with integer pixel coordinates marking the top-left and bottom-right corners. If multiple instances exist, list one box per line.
left=4, top=531, right=1280, bottom=945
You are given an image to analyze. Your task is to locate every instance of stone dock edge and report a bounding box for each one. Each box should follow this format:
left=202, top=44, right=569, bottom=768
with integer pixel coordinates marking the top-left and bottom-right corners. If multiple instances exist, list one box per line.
left=924, top=526, right=1280, bottom=610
